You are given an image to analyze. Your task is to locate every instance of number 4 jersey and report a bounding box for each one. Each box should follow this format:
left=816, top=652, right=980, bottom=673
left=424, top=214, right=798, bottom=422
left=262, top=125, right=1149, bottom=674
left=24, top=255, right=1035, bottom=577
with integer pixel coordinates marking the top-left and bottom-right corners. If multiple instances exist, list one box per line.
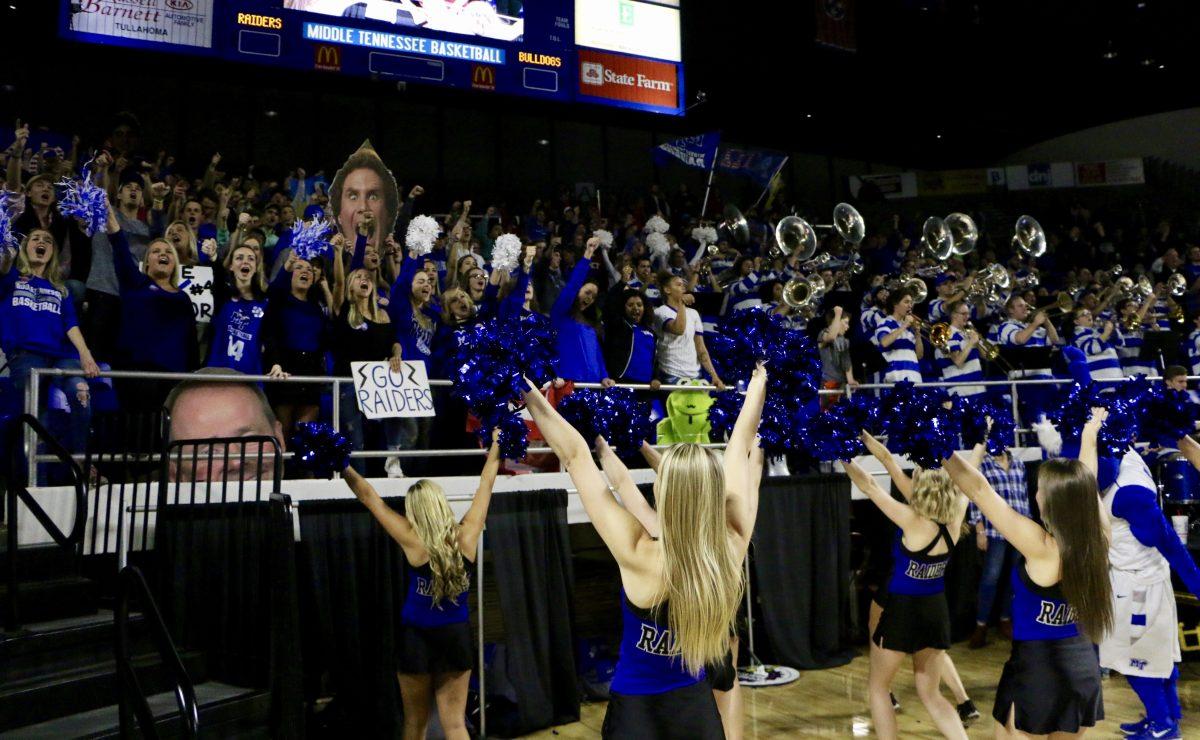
left=208, top=298, right=268, bottom=375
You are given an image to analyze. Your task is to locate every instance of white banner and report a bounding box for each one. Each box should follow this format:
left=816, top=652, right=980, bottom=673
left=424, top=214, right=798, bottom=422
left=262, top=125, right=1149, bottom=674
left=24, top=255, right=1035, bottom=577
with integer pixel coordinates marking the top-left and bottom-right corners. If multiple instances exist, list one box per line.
left=848, top=172, right=918, bottom=199
left=71, top=0, right=215, bottom=49
left=179, top=264, right=214, bottom=324
left=352, top=360, right=436, bottom=419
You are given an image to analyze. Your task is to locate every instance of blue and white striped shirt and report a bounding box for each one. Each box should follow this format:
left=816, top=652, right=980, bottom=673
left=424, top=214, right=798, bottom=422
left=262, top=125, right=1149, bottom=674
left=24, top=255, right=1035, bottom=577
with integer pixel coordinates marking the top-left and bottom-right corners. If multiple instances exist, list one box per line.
left=727, top=272, right=762, bottom=313
left=936, top=326, right=984, bottom=396
left=928, top=298, right=949, bottom=323
left=1189, top=328, right=1200, bottom=377
left=1115, top=327, right=1153, bottom=377
left=1073, top=327, right=1123, bottom=381
left=873, top=316, right=922, bottom=383
left=970, top=456, right=1030, bottom=541
left=860, top=305, right=886, bottom=338
left=995, top=319, right=1048, bottom=347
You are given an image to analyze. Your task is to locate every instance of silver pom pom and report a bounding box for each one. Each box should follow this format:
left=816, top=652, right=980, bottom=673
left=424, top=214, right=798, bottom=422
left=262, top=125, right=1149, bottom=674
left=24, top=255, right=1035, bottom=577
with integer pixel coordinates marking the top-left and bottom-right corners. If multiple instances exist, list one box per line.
left=644, top=215, right=670, bottom=234
left=405, top=215, right=442, bottom=256
left=691, top=226, right=717, bottom=246
left=491, top=233, right=523, bottom=273
left=593, top=229, right=614, bottom=248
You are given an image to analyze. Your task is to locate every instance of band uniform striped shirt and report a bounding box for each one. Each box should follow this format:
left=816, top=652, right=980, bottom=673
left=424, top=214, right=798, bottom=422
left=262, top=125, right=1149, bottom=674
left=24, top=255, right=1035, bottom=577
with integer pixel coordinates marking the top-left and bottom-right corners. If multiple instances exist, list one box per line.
left=1116, top=326, right=1152, bottom=377
left=873, top=316, right=922, bottom=383
left=1073, top=327, right=1123, bottom=381
left=936, top=326, right=985, bottom=396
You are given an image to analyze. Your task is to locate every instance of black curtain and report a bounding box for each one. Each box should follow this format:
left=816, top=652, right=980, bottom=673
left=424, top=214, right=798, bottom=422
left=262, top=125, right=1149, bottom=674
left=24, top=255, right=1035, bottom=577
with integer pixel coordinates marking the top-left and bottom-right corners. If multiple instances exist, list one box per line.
left=751, top=474, right=855, bottom=669
left=296, top=497, right=407, bottom=737
left=153, top=498, right=303, bottom=737
left=486, top=489, right=580, bottom=737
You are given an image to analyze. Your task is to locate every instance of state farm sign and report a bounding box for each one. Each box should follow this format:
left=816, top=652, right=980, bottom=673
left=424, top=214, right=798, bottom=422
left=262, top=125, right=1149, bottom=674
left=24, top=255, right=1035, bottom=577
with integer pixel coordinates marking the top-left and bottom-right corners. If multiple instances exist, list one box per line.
left=577, top=50, right=679, bottom=111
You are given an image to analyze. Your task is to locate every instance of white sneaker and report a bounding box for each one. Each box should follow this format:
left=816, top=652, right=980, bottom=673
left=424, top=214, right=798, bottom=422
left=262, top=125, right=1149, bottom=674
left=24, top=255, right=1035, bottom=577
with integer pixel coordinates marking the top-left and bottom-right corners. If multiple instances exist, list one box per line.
left=385, top=457, right=404, bottom=478
left=767, top=455, right=790, bottom=476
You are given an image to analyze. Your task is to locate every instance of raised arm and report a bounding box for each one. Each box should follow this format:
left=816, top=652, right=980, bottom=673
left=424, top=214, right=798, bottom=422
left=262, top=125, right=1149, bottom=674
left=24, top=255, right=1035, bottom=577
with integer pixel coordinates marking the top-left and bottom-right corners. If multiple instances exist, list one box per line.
left=724, top=363, right=767, bottom=547
left=842, top=458, right=917, bottom=530
left=943, top=453, right=1054, bottom=562
left=861, top=431, right=913, bottom=499
left=1178, top=434, right=1200, bottom=472
left=106, top=205, right=149, bottom=292
left=341, top=466, right=423, bottom=556
left=639, top=440, right=662, bottom=472
left=1079, top=407, right=1105, bottom=477
left=458, top=432, right=501, bottom=557
left=523, top=382, right=648, bottom=564
left=551, top=249, right=594, bottom=320
left=599, top=437, right=660, bottom=539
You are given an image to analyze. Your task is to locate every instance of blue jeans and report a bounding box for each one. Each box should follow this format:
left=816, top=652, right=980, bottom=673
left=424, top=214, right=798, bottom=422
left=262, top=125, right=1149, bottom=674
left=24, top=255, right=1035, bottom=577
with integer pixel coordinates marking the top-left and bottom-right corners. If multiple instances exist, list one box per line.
left=338, top=383, right=406, bottom=475
left=976, top=538, right=1015, bottom=625
left=7, top=351, right=92, bottom=476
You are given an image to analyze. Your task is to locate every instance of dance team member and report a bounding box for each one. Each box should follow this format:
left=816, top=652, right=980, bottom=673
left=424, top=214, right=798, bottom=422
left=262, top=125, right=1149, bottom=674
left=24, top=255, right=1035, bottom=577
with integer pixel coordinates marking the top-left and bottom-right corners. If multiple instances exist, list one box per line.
left=944, top=410, right=1113, bottom=739
left=858, top=431, right=981, bottom=726
left=842, top=436, right=972, bottom=740
left=523, top=363, right=767, bottom=738
left=339, top=431, right=502, bottom=740
left=597, top=437, right=757, bottom=740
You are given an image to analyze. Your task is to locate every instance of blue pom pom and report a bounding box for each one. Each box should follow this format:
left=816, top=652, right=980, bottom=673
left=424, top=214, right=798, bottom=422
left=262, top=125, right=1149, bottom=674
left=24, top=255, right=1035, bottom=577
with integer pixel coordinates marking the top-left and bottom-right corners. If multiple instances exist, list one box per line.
left=803, top=402, right=866, bottom=461
left=0, top=190, right=21, bottom=254
left=56, top=166, right=108, bottom=237
left=559, top=387, right=652, bottom=457
left=707, top=390, right=744, bottom=441
left=1140, top=384, right=1200, bottom=447
left=290, top=422, right=352, bottom=478
left=879, top=382, right=960, bottom=468
left=289, top=217, right=334, bottom=262
left=1049, top=381, right=1140, bottom=457
left=956, top=394, right=1016, bottom=456
left=476, top=409, right=529, bottom=460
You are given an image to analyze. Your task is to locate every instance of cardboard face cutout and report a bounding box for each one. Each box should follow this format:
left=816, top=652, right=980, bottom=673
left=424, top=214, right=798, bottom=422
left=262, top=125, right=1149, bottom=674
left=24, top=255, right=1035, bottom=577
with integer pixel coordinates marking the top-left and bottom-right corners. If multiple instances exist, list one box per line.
left=329, top=139, right=399, bottom=246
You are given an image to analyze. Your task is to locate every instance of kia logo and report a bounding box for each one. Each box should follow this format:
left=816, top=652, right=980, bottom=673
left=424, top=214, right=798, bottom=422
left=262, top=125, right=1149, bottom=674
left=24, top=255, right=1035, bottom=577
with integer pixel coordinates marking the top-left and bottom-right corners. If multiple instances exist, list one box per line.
left=166, top=0, right=193, bottom=9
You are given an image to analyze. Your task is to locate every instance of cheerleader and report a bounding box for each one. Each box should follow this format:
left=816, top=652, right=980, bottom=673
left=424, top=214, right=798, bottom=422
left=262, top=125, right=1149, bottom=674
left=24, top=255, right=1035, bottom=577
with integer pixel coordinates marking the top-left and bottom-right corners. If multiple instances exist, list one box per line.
left=944, top=410, right=1112, bottom=738
left=843, top=435, right=974, bottom=739
left=596, top=437, right=758, bottom=740
left=340, top=431, right=501, bottom=740
left=522, top=364, right=767, bottom=739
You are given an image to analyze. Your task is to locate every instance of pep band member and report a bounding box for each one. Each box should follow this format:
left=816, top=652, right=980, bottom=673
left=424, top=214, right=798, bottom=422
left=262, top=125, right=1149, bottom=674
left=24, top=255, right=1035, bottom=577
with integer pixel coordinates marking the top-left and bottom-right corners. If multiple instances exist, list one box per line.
left=523, top=364, right=767, bottom=739
left=340, top=431, right=501, bottom=740
left=843, top=437, right=973, bottom=740
left=596, top=437, right=756, bottom=740
left=944, top=410, right=1113, bottom=739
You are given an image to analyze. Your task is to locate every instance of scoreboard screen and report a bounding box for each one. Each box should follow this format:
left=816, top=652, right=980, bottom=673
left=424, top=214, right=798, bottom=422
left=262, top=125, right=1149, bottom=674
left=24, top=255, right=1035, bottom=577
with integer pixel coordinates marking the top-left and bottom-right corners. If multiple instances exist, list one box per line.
left=59, top=0, right=685, bottom=115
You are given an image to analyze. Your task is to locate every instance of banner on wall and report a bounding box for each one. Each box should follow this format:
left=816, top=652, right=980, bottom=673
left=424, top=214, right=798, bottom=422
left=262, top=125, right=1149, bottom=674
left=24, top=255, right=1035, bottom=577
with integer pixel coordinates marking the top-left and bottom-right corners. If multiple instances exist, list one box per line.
left=916, top=169, right=991, bottom=197
left=352, top=361, right=436, bottom=419
left=848, top=173, right=918, bottom=199
left=1075, top=158, right=1145, bottom=187
left=1005, top=162, right=1076, bottom=190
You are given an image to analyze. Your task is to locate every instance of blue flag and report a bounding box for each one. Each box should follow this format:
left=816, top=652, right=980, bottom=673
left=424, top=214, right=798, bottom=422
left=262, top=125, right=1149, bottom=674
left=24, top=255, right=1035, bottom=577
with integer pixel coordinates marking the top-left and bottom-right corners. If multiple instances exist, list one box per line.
left=653, top=132, right=721, bottom=170
left=716, top=147, right=789, bottom=187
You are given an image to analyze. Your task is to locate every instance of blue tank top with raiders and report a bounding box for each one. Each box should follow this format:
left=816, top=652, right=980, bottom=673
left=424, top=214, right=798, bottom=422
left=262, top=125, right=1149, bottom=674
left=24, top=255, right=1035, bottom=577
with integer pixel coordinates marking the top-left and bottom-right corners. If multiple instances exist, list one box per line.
left=887, top=524, right=952, bottom=596
left=609, top=591, right=704, bottom=695
left=1011, top=556, right=1079, bottom=641
left=401, top=559, right=469, bottom=628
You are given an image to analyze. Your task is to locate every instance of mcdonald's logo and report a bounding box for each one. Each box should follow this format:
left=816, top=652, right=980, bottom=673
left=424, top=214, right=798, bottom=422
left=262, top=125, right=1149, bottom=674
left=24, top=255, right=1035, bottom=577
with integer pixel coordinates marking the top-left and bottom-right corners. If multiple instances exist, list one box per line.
left=471, top=64, right=496, bottom=91
left=314, top=44, right=341, bottom=72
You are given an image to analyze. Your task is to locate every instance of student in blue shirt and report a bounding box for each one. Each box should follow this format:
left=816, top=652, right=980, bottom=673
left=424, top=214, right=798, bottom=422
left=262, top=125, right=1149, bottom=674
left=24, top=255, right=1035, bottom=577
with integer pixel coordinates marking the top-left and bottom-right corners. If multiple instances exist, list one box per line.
left=263, top=251, right=332, bottom=438
left=550, top=237, right=613, bottom=385
left=385, top=248, right=441, bottom=476
left=603, top=288, right=659, bottom=386
left=201, top=237, right=284, bottom=378
left=0, top=228, right=101, bottom=455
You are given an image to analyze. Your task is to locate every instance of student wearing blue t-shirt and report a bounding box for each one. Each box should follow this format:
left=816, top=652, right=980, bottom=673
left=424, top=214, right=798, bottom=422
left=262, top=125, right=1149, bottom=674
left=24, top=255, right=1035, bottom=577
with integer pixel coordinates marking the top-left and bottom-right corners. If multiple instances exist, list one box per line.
left=201, top=237, right=283, bottom=378
left=263, top=251, right=332, bottom=439
left=603, top=288, right=659, bottom=386
left=550, top=237, right=613, bottom=385
left=0, top=228, right=101, bottom=455
left=386, top=249, right=441, bottom=476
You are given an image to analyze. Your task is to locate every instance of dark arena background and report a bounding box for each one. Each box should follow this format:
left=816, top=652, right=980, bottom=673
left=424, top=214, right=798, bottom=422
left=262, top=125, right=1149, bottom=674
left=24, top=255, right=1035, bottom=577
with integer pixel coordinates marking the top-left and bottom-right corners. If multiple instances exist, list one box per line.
left=4, top=0, right=1200, bottom=738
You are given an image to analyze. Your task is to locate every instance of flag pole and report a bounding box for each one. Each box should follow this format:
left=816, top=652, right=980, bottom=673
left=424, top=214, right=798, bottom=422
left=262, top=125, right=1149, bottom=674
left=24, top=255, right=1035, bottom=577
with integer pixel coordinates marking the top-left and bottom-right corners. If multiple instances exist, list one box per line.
left=699, top=153, right=718, bottom=221
left=750, top=156, right=789, bottom=210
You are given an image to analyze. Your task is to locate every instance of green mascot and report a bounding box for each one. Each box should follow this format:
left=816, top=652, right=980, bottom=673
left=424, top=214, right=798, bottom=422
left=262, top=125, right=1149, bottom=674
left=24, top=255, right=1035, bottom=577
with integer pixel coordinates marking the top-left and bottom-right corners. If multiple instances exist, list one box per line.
left=655, top=380, right=714, bottom=445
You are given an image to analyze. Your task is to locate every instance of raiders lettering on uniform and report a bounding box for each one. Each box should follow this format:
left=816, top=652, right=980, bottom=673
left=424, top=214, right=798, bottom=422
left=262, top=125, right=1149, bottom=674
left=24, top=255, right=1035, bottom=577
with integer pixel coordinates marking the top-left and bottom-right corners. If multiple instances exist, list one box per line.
left=1036, top=600, right=1077, bottom=626
left=904, top=560, right=948, bottom=580
left=636, top=623, right=676, bottom=656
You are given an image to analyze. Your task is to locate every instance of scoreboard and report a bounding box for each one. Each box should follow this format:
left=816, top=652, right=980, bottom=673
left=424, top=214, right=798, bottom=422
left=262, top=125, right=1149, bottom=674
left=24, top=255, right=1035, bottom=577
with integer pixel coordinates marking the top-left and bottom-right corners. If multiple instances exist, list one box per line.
left=59, top=0, right=685, bottom=115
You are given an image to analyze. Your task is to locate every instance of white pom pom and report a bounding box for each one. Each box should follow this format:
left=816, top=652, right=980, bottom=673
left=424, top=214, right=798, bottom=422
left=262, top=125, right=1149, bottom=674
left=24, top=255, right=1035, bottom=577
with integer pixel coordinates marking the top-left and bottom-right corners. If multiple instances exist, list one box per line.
left=405, top=215, right=442, bottom=256
left=593, top=229, right=614, bottom=248
left=691, top=226, right=717, bottom=246
left=491, top=233, right=523, bottom=273
left=1032, top=415, right=1062, bottom=457
left=646, top=232, right=670, bottom=260
left=644, top=215, right=670, bottom=234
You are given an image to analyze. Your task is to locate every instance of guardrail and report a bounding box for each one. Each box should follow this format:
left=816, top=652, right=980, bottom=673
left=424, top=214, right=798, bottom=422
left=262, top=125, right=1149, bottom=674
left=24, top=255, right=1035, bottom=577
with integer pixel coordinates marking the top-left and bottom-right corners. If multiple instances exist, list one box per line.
left=24, top=366, right=1183, bottom=484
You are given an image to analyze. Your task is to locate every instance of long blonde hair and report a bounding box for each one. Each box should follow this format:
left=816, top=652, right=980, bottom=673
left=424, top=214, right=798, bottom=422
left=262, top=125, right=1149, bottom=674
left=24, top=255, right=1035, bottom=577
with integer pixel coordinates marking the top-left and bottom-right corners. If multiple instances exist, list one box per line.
left=654, top=443, right=744, bottom=676
left=222, top=244, right=268, bottom=296
left=909, top=467, right=958, bottom=525
left=406, top=480, right=469, bottom=606
left=165, top=221, right=197, bottom=265
left=347, top=268, right=385, bottom=327
left=16, top=230, right=64, bottom=290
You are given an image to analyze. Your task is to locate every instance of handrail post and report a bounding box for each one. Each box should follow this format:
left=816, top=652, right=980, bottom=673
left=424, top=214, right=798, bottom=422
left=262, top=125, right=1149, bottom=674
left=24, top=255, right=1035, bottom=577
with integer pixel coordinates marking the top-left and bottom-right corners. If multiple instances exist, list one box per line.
left=26, top=368, right=39, bottom=485
left=1010, top=379, right=1021, bottom=445
left=331, top=378, right=340, bottom=432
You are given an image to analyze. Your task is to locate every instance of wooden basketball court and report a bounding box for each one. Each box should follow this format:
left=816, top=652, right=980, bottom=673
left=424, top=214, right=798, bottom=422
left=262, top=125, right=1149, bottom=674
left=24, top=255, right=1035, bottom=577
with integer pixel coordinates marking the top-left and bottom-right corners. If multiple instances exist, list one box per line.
left=525, top=641, right=1200, bottom=738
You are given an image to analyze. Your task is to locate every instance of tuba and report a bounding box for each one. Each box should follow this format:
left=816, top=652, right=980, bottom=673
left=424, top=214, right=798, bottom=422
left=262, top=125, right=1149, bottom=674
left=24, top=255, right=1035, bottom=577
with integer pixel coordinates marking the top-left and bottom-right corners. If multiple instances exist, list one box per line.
left=782, top=273, right=827, bottom=314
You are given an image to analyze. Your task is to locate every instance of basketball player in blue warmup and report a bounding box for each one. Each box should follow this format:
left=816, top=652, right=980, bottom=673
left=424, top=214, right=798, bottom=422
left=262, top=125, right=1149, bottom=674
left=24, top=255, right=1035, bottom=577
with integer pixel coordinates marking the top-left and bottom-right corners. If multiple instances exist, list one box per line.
left=597, top=437, right=759, bottom=740
left=843, top=439, right=975, bottom=740
left=523, top=364, right=767, bottom=739
left=338, top=431, right=502, bottom=740
left=858, top=431, right=982, bottom=726
left=945, top=409, right=1113, bottom=739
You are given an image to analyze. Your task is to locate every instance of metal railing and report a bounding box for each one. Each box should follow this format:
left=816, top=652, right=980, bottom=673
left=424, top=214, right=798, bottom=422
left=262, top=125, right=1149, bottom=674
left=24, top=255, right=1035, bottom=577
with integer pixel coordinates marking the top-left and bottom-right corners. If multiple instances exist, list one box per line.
left=5, top=414, right=87, bottom=631
left=115, top=565, right=198, bottom=739
left=23, top=366, right=1187, bottom=484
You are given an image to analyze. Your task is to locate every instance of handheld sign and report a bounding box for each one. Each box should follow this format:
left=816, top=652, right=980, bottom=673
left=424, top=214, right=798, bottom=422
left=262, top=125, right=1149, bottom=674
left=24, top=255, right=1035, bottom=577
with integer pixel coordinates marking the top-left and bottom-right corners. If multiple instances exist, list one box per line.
left=179, top=264, right=214, bottom=324
left=352, top=360, right=436, bottom=419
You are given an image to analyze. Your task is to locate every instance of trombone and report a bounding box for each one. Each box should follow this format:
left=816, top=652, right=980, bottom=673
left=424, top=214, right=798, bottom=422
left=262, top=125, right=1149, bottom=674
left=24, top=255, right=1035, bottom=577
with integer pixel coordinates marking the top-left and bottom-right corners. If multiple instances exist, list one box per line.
left=1032, top=292, right=1075, bottom=318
